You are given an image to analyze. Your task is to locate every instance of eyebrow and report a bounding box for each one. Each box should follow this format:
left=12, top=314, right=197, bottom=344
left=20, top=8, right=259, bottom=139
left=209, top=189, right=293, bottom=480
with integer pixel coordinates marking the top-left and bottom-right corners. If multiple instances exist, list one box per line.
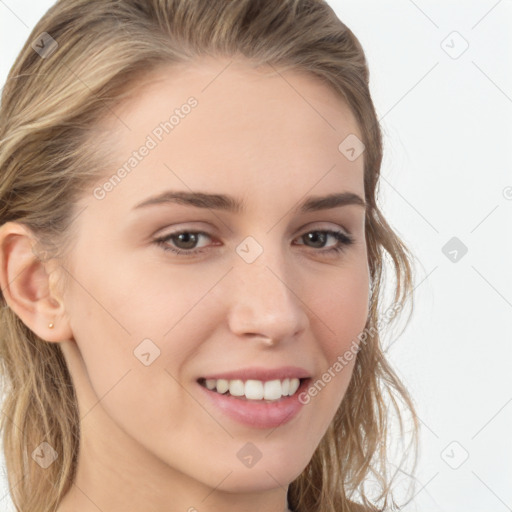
left=133, top=190, right=366, bottom=214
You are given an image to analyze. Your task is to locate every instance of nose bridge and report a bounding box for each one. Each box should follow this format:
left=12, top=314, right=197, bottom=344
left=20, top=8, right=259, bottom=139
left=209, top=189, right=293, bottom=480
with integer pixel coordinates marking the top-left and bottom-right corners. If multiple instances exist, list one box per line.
left=227, top=239, right=308, bottom=341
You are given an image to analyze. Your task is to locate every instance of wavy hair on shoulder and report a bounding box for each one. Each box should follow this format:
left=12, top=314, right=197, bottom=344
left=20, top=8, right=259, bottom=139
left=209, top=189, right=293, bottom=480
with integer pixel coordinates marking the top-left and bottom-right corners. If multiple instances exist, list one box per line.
left=0, top=1, right=419, bottom=511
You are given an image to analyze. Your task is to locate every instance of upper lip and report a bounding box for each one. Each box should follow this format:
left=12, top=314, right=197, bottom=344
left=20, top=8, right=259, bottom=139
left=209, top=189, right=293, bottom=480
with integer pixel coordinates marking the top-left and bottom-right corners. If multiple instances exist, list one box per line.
left=199, top=366, right=312, bottom=382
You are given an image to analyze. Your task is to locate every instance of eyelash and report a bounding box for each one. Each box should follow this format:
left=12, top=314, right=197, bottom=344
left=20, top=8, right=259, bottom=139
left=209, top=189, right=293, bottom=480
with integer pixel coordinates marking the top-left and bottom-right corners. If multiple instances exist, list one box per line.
left=153, top=228, right=355, bottom=257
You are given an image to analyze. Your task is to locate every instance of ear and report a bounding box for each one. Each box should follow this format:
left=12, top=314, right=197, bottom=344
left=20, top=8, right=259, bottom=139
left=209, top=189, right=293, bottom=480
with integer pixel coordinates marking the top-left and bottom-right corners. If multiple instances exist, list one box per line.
left=0, top=221, right=73, bottom=342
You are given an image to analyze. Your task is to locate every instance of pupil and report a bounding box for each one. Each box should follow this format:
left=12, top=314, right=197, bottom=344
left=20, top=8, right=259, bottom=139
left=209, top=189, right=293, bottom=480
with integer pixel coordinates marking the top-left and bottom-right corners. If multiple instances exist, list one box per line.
left=177, top=233, right=197, bottom=249
left=306, top=232, right=326, bottom=248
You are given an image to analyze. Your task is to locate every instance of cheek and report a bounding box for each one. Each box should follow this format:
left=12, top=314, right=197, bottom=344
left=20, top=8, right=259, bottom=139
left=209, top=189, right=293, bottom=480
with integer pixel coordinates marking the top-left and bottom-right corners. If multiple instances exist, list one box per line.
left=63, top=273, right=234, bottom=481
left=64, top=276, right=195, bottom=445
left=62, top=258, right=217, bottom=412
left=314, top=262, right=369, bottom=353
left=103, top=253, right=230, bottom=336
left=296, top=260, right=369, bottom=414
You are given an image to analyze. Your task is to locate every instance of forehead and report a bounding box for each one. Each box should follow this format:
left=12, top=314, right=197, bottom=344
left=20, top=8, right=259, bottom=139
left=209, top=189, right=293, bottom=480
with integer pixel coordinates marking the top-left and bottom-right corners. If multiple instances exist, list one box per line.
left=103, top=55, right=363, bottom=149
left=87, top=57, right=365, bottom=215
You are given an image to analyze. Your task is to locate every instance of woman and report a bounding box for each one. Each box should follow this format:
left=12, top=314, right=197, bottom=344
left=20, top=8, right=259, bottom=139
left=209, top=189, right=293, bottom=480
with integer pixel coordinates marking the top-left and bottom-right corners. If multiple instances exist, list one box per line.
left=0, top=1, right=419, bottom=511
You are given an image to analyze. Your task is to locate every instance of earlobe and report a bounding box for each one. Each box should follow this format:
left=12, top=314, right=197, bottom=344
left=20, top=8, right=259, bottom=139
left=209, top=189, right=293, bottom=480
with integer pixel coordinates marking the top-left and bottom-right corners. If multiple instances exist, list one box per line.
left=0, top=222, right=73, bottom=342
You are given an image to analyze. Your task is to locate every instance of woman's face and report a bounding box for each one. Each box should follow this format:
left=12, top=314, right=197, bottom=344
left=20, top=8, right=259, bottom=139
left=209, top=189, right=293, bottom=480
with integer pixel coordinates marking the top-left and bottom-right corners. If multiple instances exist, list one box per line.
left=57, top=57, right=369, bottom=507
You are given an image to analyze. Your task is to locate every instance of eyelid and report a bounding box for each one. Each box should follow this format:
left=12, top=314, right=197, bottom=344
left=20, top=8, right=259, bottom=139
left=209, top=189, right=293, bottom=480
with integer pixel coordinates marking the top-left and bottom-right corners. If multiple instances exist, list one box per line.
left=151, top=221, right=214, bottom=239
left=295, top=221, right=353, bottom=241
left=299, top=221, right=351, bottom=234
left=153, top=222, right=355, bottom=258
left=153, top=221, right=352, bottom=241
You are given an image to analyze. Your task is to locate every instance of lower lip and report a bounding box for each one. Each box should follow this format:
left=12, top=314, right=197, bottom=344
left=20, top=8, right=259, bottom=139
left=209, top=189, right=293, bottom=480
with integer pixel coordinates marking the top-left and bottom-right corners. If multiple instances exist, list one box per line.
left=197, top=379, right=310, bottom=429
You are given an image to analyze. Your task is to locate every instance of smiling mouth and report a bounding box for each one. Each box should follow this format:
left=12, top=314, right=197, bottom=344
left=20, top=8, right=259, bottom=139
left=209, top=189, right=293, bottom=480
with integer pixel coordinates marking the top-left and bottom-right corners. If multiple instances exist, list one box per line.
left=197, top=377, right=309, bottom=402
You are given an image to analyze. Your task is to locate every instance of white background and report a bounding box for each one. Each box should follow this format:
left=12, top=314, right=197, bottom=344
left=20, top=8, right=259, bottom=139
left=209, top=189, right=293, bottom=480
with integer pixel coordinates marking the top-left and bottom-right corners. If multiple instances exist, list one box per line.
left=1, top=1, right=511, bottom=511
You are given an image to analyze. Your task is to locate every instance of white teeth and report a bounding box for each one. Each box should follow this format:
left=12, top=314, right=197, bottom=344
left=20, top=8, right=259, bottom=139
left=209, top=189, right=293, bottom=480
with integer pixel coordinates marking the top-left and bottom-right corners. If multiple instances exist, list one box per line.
left=281, top=378, right=290, bottom=396
left=228, top=379, right=245, bottom=397
left=263, top=379, right=282, bottom=400
left=205, top=379, right=216, bottom=390
left=202, top=377, right=302, bottom=401
left=288, top=377, right=300, bottom=395
left=216, top=379, right=229, bottom=394
left=245, top=380, right=264, bottom=400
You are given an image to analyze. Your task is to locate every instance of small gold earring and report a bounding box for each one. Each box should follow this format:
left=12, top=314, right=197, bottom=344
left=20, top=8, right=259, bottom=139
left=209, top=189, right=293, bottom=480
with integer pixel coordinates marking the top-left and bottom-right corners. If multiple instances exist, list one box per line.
left=48, top=322, right=54, bottom=329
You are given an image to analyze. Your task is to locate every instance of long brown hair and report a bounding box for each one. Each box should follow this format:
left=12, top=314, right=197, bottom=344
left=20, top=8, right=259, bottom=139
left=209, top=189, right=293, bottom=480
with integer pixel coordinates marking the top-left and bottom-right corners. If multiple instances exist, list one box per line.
left=0, top=1, right=419, bottom=511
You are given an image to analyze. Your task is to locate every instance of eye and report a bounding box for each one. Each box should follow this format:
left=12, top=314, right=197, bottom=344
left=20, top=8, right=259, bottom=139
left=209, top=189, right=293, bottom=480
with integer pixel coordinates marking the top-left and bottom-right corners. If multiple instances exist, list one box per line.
left=153, top=228, right=355, bottom=257
left=154, top=230, right=214, bottom=255
left=294, top=229, right=355, bottom=255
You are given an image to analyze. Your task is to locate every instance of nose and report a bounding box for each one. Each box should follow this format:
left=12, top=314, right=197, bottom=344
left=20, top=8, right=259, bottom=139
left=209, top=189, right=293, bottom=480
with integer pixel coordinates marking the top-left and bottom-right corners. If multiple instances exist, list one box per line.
left=226, top=248, right=309, bottom=345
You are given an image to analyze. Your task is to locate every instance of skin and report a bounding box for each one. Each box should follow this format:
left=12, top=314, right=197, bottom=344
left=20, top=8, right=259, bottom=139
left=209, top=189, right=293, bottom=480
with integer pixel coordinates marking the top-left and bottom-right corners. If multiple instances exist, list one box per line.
left=0, top=57, right=369, bottom=512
